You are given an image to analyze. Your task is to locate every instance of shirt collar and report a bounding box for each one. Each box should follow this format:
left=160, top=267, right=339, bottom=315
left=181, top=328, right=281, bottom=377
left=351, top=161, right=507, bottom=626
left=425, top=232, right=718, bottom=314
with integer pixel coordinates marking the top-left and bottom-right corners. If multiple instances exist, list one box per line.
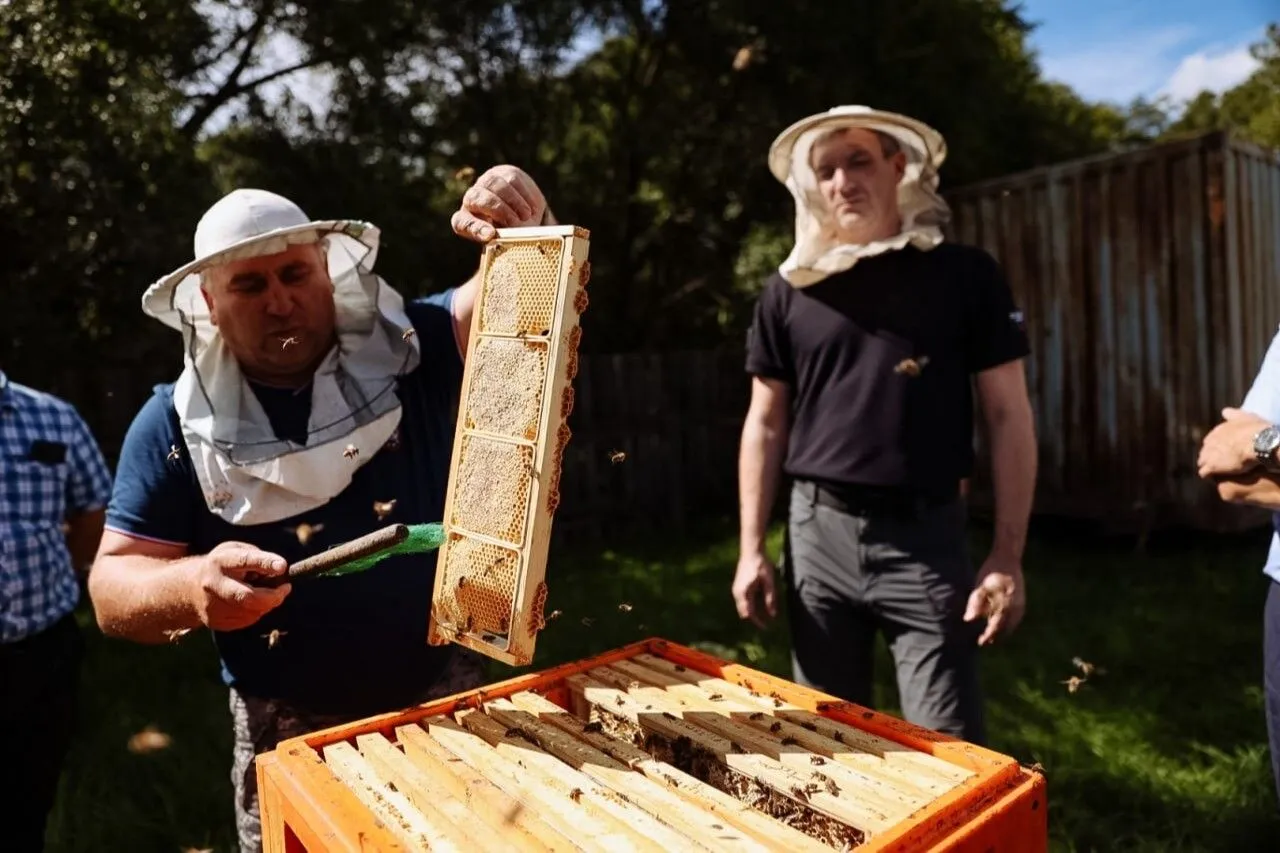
left=0, top=371, right=13, bottom=411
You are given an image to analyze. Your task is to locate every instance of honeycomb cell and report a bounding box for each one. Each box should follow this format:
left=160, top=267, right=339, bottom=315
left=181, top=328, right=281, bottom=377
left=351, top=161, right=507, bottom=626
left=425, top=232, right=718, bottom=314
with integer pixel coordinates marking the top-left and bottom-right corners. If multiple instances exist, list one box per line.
left=560, top=386, right=575, bottom=421
left=545, top=423, right=571, bottom=516
left=452, top=435, right=533, bottom=544
left=439, top=535, right=519, bottom=637
left=467, top=338, right=548, bottom=440
left=528, top=581, right=549, bottom=634
left=564, top=326, right=583, bottom=382
left=480, top=241, right=563, bottom=337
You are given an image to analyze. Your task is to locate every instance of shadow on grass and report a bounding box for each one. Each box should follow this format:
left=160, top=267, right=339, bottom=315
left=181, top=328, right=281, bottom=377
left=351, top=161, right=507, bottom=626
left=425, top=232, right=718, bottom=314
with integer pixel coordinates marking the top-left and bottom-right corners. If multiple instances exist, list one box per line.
left=46, top=512, right=1280, bottom=852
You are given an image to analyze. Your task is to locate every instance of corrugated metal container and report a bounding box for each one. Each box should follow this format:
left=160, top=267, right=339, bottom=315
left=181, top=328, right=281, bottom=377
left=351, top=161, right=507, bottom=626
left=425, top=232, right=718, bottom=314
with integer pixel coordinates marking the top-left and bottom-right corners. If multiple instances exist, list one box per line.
left=944, top=131, right=1280, bottom=532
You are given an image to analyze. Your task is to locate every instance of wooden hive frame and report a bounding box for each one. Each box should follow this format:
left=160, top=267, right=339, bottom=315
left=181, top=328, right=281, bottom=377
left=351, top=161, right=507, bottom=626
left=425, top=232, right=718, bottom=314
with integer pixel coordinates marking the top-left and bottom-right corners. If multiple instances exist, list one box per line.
left=257, top=638, right=1048, bottom=852
left=427, top=224, right=591, bottom=666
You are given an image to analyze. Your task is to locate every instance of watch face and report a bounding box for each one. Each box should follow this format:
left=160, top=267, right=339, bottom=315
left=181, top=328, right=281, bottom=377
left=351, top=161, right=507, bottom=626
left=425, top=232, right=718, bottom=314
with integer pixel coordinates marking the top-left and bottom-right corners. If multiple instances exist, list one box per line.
left=1257, top=426, right=1280, bottom=457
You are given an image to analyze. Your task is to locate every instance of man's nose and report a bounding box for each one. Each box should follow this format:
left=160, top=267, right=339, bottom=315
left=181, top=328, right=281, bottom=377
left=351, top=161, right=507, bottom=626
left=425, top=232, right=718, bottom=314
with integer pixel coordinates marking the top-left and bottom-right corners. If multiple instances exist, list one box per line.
left=262, top=280, right=294, bottom=317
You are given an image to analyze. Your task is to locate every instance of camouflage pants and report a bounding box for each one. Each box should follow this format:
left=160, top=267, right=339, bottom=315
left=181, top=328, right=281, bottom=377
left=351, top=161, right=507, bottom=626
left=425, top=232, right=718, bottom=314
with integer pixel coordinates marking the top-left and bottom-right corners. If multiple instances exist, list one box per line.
left=229, top=648, right=489, bottom=853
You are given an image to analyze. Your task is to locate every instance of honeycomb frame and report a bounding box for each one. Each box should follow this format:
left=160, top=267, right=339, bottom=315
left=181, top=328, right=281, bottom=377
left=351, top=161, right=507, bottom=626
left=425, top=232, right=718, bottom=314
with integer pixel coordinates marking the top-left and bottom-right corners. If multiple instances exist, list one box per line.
left=428, top=224, right=591, bottom=665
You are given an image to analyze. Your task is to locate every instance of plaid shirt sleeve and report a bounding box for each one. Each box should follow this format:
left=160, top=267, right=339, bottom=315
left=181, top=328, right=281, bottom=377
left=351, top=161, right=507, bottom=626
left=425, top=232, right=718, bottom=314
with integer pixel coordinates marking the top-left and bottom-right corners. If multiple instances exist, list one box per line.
left=65, top=409, right=113, bottom=514
left=0, top=379, right=114, bottom=642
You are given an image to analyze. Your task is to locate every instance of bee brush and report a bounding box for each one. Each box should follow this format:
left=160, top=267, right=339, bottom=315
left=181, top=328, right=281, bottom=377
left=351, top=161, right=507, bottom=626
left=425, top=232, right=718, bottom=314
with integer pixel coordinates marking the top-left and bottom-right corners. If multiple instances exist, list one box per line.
left=249, top=522, right=446, bottom=587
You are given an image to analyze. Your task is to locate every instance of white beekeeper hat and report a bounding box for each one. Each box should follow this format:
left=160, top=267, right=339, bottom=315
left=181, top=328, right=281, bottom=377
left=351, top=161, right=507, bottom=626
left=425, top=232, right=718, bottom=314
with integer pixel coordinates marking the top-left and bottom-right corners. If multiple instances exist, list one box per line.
left=767, top=105, right=952, bottom=287
left=143, top=188, right=421, bottom=526
left=143, top=189, right=384, bottom=339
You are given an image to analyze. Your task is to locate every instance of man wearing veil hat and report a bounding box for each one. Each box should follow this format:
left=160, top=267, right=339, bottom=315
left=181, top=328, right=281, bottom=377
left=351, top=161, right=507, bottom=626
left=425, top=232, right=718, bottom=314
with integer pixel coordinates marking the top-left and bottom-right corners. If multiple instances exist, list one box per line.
left=733, top=106, right=1037, bottom=744
left=86, top=165, right=554, bottom=851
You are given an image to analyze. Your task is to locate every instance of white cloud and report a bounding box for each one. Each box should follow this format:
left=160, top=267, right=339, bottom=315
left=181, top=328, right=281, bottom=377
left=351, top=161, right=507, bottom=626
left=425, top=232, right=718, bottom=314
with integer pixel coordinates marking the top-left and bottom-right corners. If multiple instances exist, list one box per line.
left=1039, top=25, right=1197, bottom=103
left=1160, top=43, right=1261, bottom=101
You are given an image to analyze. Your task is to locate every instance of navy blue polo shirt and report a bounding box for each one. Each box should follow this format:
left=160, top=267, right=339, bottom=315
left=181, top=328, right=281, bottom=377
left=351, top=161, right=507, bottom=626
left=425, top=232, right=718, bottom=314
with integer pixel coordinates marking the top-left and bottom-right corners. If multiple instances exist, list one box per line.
left=105, top=289, right=464, bottom=717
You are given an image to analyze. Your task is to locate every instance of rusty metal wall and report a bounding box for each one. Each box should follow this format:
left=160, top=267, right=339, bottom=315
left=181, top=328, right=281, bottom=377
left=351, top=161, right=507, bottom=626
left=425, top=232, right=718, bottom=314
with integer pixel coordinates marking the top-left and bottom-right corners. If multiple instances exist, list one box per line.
left=944, top=131, right=1280, bottom=531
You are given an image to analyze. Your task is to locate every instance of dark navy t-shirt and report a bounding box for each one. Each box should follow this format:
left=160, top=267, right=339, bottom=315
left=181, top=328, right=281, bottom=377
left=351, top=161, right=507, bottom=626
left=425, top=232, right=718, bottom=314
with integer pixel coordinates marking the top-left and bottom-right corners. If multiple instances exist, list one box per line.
left=106, top=289, right=466, bottom=717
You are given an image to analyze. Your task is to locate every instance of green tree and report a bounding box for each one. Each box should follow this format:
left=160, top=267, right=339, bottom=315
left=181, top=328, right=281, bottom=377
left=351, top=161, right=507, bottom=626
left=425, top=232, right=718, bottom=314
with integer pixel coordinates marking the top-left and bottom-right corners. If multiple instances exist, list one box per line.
left=1166, top=23, right=1280, bottom=148
left=0, top=0, right=216, bottom=382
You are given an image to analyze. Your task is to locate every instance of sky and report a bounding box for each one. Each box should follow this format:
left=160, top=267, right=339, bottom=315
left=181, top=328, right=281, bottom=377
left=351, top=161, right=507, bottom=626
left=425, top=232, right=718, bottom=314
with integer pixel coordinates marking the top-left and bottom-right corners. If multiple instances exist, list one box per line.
left=1019, top=0, right=1273, bottom=105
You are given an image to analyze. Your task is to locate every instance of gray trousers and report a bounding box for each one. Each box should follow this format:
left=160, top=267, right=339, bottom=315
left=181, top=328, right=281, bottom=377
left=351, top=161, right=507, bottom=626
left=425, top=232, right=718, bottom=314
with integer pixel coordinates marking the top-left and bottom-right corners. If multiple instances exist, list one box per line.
left=783, top=480, right=985, bottom=745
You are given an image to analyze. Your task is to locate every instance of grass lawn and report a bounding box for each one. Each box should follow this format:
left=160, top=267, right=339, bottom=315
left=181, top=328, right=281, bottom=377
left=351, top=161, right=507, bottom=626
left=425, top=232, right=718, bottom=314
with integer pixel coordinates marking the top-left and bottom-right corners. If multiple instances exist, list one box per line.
left=46, top=515, right=1280, bottom=852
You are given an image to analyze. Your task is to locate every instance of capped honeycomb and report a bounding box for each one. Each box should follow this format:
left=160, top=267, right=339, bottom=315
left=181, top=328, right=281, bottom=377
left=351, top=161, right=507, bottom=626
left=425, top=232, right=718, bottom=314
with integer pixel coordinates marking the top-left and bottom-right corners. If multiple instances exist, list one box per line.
left=464, top=338, right=548, bottom=440
left=480, top=242, right=562, bottom=337
left=451, top=435, right=533, bottom=544
left=429, top=225, right=591, bottom=666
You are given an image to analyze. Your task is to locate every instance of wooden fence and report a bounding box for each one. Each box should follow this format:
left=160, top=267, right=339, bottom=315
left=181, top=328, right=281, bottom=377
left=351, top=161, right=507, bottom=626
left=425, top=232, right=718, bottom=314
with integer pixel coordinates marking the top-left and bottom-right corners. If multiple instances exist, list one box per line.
left=946, top=130, right=1280, bottom=532
left=554, top=348, right=748, bottom=541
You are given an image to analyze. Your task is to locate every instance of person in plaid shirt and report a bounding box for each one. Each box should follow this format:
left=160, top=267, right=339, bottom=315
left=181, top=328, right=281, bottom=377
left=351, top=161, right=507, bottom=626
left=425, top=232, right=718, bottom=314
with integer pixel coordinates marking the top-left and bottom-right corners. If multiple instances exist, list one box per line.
left=0, top=369, right=113, bottom=850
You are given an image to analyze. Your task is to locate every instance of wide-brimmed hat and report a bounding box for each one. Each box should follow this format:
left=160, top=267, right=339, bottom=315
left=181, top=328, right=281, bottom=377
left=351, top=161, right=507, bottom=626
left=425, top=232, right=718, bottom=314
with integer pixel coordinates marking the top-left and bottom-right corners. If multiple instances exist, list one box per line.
left=767, top=105, right=947, bottom=184
left=141, top=188, right=381, bottom=341
left=765, top=105, right=951, bottom=287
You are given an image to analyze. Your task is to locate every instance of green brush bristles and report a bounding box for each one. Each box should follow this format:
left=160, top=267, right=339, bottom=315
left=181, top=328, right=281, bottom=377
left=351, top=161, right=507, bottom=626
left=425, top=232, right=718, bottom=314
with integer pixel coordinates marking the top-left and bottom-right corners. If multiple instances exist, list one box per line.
left=317, top=523, right=447, bottom=578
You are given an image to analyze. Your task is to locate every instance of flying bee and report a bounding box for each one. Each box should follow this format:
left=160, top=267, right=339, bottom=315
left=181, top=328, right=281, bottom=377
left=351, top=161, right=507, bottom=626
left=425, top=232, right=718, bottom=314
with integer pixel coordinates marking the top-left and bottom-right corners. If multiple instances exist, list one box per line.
left=127, top=726, right=172, bottom=755
left=263, top=629, right=287, bottom=649
left=279, top=336, right=300, bottom=350
left=581, top=616, right=594, bottom=627
left=343, top=444, right=359, bottom=460
left=373, top=499, right=397, bottom=521
left=166, top=444, right=181, bottom=462
left=547, top=609, right=563, bottom=621
left=288, top=522, right=324, bottom=546
left=163, top=627, right=192, bottom=643
left=1062, top=676, right=1085, bottom=694
left=893, top=355, right=930, bottom=377
left=402, top=328, right=416, bottom=342
left=1072, top=656, right=1105, bottom=677
left=608, top=449, right=627, bottom=464
left=617, top=602, right=633, bottom=613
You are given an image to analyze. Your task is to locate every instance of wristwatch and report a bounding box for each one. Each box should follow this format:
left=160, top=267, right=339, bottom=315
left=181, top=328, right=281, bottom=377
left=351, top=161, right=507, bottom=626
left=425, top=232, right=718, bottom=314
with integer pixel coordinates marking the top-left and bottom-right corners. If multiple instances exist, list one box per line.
left=1253, top=424, right=1280, bottom=468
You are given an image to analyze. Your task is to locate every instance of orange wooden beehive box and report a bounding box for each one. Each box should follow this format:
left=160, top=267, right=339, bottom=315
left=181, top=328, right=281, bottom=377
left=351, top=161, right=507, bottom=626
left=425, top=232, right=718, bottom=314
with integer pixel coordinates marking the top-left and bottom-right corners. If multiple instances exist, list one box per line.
left=256, top=638, right=1047, bottom=852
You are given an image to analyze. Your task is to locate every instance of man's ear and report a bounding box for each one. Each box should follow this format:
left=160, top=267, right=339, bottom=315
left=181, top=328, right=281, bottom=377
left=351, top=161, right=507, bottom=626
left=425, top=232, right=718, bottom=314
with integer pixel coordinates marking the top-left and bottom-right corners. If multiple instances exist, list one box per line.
left=891, top=151, right=907, bottom=181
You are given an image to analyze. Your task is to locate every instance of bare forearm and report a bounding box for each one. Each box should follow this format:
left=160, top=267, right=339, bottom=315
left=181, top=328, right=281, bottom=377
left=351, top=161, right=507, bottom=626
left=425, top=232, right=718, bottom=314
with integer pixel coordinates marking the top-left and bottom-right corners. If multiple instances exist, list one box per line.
left=988, top=414, right=1037, bottom=560
left=1216, top=472, right=1280, bottom=510
left=739, top=418, right=789, bottom=555
left=88, top=556, right=203, bottom=643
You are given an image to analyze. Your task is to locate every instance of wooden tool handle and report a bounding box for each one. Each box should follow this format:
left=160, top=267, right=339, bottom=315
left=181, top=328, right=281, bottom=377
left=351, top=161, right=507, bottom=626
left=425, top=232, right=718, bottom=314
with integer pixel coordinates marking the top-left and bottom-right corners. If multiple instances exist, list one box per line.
left=254, top=524, right=409, bottom=587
